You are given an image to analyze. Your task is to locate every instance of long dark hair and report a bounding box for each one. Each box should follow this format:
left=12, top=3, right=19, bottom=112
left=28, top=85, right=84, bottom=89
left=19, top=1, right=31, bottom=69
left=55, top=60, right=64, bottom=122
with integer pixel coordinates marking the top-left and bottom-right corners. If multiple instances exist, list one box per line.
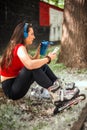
left=0, top=22, right=32, bottom=69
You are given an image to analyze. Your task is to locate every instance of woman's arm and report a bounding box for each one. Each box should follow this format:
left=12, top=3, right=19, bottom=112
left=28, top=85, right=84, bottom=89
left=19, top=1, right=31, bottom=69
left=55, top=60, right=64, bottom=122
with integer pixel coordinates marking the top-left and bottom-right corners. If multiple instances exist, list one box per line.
left=17, top=46, right=56, bottom=70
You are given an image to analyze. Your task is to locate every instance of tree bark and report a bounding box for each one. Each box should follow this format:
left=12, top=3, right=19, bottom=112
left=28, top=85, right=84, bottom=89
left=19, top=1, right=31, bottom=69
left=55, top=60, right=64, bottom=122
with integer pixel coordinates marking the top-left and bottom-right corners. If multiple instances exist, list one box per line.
left=58, top=0, right=87, bottom=68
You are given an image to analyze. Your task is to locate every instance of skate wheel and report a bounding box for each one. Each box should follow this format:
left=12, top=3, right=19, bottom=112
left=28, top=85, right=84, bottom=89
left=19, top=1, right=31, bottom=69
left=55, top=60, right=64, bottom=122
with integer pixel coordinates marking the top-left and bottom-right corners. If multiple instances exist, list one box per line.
left=77, top=94, right=86, bottom=100
left=54, top=101, right=63, bottom=107
left=53, top=107, right=60, bottom=115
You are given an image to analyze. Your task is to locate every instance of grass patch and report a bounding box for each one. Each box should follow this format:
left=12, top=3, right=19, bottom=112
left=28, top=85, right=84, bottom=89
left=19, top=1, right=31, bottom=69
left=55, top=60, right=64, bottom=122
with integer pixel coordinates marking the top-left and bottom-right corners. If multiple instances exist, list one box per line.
left=77, top=68, right=87, bottom=74
left=33, top=122, right=48, bottom=130
left=0, top=103, right=25, bottom=130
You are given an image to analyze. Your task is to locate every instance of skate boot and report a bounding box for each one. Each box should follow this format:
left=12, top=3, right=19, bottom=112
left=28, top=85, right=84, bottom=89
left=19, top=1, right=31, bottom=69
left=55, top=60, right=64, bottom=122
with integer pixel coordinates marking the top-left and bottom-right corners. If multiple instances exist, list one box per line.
left=55, top=78, right=75, bottom=90
left=47, top=80, right=61, bottom=103
left=48, top=85, right=80, bottom=105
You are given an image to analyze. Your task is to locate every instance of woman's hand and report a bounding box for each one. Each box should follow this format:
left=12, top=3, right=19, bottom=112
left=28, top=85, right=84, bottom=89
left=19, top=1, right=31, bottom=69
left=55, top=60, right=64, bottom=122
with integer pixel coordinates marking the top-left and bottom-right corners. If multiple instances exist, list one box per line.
left=47, top=52, right=57, bottom=61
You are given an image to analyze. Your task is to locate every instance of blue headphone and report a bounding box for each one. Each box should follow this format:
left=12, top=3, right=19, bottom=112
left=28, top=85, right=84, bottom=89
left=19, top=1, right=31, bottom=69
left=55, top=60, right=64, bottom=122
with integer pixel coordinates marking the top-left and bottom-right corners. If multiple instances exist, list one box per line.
left=24, top=23, right=29, bottom=38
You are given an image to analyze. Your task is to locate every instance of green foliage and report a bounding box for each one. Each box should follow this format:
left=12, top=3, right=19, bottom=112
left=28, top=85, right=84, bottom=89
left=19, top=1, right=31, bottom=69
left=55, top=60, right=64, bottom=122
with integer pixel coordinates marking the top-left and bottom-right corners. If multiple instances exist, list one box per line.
left=41, top=0, right=64, bottom=9
left=49, top=61, right=67, bottom=73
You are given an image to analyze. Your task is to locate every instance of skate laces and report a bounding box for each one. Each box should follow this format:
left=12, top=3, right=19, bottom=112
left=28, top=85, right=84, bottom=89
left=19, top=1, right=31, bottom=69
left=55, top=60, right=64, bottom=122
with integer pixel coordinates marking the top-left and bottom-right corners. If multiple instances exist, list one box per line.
left=65, top=82, right=75, bottom=90
left=57, top=78, right=75, bottom=90
left=59, top=87, right=80, bottom=101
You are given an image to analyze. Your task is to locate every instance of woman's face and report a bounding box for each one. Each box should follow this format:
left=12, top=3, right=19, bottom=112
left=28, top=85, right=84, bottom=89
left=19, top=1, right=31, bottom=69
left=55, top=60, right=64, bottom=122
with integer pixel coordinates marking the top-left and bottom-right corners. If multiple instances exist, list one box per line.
left=24, top=27, right=35, bottom=45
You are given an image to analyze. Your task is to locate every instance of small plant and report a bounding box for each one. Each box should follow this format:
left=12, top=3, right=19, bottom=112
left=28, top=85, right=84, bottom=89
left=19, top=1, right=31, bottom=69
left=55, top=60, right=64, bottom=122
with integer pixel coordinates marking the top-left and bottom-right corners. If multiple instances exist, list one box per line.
left=33, top=122, right=48, bottom=130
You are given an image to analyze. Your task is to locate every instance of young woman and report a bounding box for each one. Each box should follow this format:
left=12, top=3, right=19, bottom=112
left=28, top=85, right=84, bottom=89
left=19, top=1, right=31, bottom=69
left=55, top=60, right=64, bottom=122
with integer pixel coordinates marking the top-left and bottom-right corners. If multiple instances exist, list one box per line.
left=0, top=22, right=79, bottom=103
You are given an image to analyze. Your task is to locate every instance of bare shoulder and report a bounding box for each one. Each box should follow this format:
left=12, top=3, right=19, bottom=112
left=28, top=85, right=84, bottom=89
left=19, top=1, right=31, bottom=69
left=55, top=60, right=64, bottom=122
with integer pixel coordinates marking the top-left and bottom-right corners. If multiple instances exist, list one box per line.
left=17, top=45, right=29, bottom=58
left=18, top=45, right=26, bottom=51
left=17, top=45, right=32, bottom=68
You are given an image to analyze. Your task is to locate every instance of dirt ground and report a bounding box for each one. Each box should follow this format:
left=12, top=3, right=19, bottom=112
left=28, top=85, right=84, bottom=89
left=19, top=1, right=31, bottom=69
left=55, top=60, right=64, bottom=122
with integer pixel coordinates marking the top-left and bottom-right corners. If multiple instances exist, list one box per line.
left=0, top=68, right=87, bottom=130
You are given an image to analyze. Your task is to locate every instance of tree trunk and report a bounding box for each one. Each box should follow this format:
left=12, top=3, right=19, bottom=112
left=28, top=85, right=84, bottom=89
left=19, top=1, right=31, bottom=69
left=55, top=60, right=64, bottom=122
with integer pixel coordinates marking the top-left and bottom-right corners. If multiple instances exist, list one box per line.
left=58, top=0, right=87, bottom=68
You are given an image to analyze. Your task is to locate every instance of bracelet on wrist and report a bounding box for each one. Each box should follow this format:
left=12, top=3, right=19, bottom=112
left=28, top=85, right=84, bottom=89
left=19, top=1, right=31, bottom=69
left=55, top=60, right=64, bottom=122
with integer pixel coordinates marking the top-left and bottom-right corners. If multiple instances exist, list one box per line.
left=45, top=55, right=51, bottom=64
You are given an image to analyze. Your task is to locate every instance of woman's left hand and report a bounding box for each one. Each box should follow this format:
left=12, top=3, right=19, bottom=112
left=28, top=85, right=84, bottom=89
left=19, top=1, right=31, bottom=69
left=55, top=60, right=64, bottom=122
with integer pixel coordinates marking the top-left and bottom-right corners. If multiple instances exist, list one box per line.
left=47, top=52, right=57, bottom=60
